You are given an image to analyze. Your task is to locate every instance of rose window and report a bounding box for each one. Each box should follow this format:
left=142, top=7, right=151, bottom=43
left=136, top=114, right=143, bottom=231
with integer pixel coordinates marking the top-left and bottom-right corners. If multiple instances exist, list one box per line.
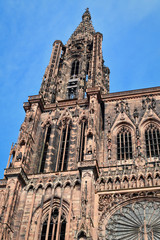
left=106, top=201, right=160, bottom=239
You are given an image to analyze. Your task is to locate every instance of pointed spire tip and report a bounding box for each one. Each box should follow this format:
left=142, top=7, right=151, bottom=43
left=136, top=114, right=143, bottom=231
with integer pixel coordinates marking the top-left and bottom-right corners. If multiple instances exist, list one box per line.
left=82, top=8, right=91, bottom=21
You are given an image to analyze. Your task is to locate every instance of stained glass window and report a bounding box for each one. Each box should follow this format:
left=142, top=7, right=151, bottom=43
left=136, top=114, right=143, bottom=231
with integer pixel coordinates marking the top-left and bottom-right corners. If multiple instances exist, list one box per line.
left=106, top=201, right=160, bottom=240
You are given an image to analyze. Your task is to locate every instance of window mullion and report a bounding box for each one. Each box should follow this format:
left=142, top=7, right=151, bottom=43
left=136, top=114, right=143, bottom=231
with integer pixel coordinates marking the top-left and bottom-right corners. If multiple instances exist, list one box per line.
left=61, top=124, right=69, bottom=171
left=74, top=61, right=76, bottom=75
left=127, top=131, right=129, bottom=159
left=120, top=133, right=122, bottom=161
left=74, top=61, right=77, bottom=75
left=147, top=130, right=152, bottom=159
left=151, top=128, right=156, bottom=156
left=155, top=129, right=160, bottom=156
left=123, top=132, right=126, bottom=160
left=80, top=121, right=85, bottom=162
left=117, top=135, right=120, bottom=160
left=55, top=191, right=63, bottom=240
left=39, top=125, right=49, bottom=173
left=45, top=188, right=55, bottom=240
left=45, top=216, right=50, bottom=240
left=56, top=127, right=63, bottom=171
left=51, top=221, right=56, bottom=240
left=79, top=123, right=82, bottom=162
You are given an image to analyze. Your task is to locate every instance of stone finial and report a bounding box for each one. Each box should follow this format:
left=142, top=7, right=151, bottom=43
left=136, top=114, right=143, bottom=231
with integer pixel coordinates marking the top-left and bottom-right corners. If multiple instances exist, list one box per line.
left=82, top=8, right=91, bottom=21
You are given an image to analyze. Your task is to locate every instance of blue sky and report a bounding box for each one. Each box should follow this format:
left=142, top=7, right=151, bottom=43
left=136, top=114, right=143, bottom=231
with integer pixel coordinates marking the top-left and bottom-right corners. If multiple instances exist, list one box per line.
left=0, top=0, right=160, bottom=178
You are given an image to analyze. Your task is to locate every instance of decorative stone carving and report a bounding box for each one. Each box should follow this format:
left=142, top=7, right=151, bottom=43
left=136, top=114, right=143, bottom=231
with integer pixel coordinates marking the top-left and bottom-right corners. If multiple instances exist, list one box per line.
left=114, top=100, right=130, bottom=115
left=142, top=96, right=156, bottom=110
left=107, top=131, right=111, bottom=159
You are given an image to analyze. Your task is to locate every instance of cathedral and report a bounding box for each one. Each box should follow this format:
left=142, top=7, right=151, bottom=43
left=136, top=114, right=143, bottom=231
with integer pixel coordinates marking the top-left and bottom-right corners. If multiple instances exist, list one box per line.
left=1, top=8, right=160, bottom=240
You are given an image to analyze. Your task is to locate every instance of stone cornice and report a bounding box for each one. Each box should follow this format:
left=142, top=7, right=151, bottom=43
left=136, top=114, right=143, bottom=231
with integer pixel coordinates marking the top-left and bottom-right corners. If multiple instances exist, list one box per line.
left=86, top=87, right=102, bottom=103
left=27, top=169, right=79, bottom=180
left=43, top=98, right=88, bottom=111
left=102, top=86, right=160, bottom=102
left=23, top=94, right=44, bottom=112
left=97, top=186, right=160, bottom=195
left=78, top=160, right=99, bottom=179
left=23, top=86, right=160, bottom=112
left=4, top=167, right=28, bottom=186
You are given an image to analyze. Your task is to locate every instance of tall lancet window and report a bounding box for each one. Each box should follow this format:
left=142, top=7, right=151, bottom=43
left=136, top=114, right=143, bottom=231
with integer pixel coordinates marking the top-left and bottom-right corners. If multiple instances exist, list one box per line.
left=71, top=60, right=79, bottom=76
left=39, top=125, right=51, bottom=173
left=79, top=119, right=86, bottom=162
left=86, top=62, right=89, bottom=82
left=56, top=121, right=71, bottom=171
left=41, top=208, right=66, bottom=240
left=117, top=127, right=132, bottom=160
left=68, top=60, right=79, bottom=99
left=145, top=124, right=160, bottom=158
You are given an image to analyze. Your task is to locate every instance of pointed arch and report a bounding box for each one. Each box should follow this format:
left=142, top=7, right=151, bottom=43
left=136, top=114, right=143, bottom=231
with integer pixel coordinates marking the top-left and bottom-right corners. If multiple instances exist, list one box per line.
left=77, top=230, right=87, bottom=240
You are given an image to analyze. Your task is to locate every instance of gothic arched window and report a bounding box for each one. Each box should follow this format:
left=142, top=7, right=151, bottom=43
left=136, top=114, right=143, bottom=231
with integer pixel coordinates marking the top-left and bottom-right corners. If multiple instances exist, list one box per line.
left=145, top=123, right=160, bottom=158
left=39, top=125, right=51, bottom=173
left=71, top=60, right=79, bottom=76
left=41, top=209, right=66, bottom=240
left=117, top=127, right=132, bottom=160
left=56, top=122, right=71, bottom=171
left=79, top=120, right=86, bottom=162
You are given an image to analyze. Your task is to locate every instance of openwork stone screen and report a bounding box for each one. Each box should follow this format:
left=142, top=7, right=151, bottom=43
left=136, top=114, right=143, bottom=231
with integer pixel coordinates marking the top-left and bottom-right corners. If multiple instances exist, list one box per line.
left=105, top=201, right=160, bottom=239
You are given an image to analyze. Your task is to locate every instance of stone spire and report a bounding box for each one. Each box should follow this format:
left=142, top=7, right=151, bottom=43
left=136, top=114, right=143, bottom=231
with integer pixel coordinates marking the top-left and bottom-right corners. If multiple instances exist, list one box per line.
left=67, top=8, right=95, bottom=45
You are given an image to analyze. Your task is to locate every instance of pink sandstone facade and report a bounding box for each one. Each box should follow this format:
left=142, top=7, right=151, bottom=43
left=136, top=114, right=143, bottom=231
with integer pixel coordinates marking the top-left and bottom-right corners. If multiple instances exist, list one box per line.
left=0, top=9, right=160, bottom=240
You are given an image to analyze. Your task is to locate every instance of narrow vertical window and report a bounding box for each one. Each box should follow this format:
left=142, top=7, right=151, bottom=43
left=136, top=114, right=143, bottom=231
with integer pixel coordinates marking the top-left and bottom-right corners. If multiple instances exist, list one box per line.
left=40, top=125, right=51, bottom=173
left=71, top=60, right=79, bottom=76
left=56, top=123, right=71, bottom=172
left=48, top=218, right=54, bottom=240
left=117, top=127, right=132, bottom=160
left=63, top=127, right=70, bottom=170
left=60, top=219, right=66, bottom=240
left=41, top=219, right=47, bottom=240
left=79, top=120, right=86, bottom=162
left=71, top=61, right=75, bottom=76
left=86, top=62, right=89, bottom=82
left=75, top=61, right=79, bottom=75
left=145, top=124, right=160, bottom=158
left=58, top=128, right=66, bottom=171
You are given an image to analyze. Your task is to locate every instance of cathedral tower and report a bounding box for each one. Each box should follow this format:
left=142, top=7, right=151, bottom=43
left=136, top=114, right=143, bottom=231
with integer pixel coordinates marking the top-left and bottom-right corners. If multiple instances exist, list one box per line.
left=0, top=9, right=160, bottom=240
